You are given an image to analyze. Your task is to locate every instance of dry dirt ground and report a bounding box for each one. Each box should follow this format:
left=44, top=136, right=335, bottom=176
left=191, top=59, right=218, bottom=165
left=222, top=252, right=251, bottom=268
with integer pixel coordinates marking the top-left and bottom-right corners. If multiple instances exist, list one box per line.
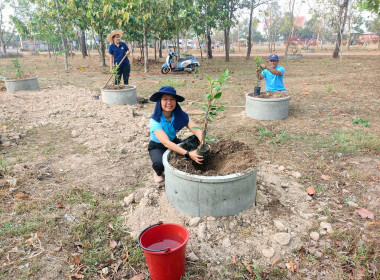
left=0, top=46, right=379, bottom=280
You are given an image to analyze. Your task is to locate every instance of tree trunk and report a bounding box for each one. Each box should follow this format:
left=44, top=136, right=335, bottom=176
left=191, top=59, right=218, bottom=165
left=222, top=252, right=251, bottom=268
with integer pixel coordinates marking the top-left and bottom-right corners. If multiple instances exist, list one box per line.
left=284, top=0, right=296, bottom=61
left=91, top=31, right=101, bottom=59
left=159, top=38, right=163, bottom=58
left=143, top=24, right=149, bottom=73
left=224, top=27, right=230, bottom=62
left=54, top=0, right=68, bottom=70
left=19, top=35, right=23, bottom=49
left=206, top=28, right=212, bottom=59
left=80, top=30, right=88, bottom=58
left=176, top=27, right=180, bottom=58
left=197, top=35, right=203, bottom=59
left=0, top=28, right=6, bottom=53
left=315, top=20, right=321, bottom=51
left=98, top=32, right=106, bottom=66
left=154, top=39, right=157, bottom=61
left=246, top=0, right=254, bottom=60
left=47, top=41, right=51, bottom=58
left=333, top=0, right=350, bottom=59
left=346, top=14, right=352, bottom=51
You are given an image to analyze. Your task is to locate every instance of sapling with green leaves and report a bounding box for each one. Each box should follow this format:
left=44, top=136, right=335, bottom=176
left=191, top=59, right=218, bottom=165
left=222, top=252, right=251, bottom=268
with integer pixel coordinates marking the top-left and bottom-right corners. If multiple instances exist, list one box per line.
left=195, top=69, right=231, bottom=163
left=12, top=58, right=24, bottom=78
left=111, top=62, right=121, bottom=86
left=254, top=56, right=264, bottom=87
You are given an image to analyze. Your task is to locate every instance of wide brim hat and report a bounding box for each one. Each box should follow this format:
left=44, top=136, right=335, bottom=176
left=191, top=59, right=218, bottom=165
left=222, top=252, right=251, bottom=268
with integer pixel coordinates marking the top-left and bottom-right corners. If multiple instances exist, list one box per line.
left=107, top=30, right=123, bottom=43
left=150, top=86, right=185, bottom=102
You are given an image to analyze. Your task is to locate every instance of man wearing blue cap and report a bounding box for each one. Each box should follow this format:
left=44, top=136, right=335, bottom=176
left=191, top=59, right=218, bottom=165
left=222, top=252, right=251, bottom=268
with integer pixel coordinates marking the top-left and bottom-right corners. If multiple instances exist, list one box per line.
left=256, top=54, right=286, bottom=92
left=148, top=86, right=204, bottom=182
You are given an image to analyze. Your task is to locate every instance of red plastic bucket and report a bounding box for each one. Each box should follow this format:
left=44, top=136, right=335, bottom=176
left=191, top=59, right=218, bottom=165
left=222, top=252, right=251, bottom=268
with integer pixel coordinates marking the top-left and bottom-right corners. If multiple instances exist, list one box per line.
left=138, top=221, right=189, bottom=280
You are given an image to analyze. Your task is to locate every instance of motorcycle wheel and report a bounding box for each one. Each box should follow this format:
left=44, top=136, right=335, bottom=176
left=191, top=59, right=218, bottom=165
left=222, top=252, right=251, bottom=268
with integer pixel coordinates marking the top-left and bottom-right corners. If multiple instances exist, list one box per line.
left=191, top=65, right=199, bottom=74
left=161, top=66, right=171, bottom=74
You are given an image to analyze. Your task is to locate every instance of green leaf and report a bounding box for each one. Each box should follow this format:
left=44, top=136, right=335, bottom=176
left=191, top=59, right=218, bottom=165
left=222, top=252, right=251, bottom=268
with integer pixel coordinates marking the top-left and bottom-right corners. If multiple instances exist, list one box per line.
left=214, top=92, right=222, bottom=99
left=192, top=126, right=201, bottom=130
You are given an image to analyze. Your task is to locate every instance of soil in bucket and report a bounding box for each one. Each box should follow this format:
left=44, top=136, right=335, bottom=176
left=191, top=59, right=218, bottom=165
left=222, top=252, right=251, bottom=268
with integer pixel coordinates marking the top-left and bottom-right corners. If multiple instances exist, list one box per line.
left=169, top=139, right=258, bottom=176
left=138, top=222, right=189, bottom=280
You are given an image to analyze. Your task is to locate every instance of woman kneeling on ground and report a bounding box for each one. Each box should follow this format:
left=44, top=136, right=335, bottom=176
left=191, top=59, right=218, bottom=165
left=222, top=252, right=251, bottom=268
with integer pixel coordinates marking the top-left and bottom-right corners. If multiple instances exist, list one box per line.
left=148, top=86, right=204, bottom=183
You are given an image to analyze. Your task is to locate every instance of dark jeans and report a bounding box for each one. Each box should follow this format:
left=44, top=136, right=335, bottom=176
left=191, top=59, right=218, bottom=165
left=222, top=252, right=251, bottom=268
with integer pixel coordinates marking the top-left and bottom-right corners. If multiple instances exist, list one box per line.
left=115, top=63, right=130, bottom=85
left=148, top=137, right=182, bottom=176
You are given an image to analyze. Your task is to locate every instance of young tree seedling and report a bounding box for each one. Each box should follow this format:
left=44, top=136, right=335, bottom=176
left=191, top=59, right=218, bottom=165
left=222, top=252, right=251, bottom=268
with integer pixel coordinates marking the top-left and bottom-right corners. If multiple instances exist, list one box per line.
left=254, top=56, right=264, bottom=87
left=12, top=58, right=24, bottom=78
left=195, top=69, right=231, bottom=164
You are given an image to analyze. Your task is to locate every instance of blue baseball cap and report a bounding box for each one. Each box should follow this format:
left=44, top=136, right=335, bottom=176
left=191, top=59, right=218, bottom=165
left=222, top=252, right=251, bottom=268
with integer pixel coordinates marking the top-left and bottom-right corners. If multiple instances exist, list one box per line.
left=150, top=86, right=185, bottom=102
left=269, top=54, right=279, bottom=61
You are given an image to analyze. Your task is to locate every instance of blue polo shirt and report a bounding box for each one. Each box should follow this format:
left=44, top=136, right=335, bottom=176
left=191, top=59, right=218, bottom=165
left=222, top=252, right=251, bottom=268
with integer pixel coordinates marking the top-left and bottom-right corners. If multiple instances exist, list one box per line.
left=109, top=42, right=129, bottom=66
left=261, top=65, right=286, bottom=91
left=150, top=113, right=177, bottom=143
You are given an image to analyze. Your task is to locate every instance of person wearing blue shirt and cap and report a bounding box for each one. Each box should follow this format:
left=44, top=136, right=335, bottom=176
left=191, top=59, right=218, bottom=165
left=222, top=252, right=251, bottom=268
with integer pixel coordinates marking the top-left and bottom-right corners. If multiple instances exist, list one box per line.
left=148, top=86, right=204, bottom=182
left=256, top=54, right=287, bottom=92
left=108, top=30, right=130, bottom=85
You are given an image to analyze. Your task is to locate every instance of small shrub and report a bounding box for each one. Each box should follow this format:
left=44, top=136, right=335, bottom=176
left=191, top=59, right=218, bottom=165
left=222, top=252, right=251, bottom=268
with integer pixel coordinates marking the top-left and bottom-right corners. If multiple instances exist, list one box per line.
left=351, top=116, right=370, bottom=127
left=327, top=84, right=333, bottom=93
left=11, top=58, right=24, bottom=78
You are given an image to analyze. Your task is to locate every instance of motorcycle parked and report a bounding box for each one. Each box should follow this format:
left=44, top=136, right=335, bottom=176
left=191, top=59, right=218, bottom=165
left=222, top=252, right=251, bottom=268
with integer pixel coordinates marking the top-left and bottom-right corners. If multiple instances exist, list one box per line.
left=161, top=51, right=200, bottom=74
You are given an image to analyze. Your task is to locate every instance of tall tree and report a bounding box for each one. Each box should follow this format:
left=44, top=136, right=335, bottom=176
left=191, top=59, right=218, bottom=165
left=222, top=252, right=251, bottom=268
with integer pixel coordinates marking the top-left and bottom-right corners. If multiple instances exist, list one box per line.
left=69, top=0, right=92, bottom=58
left=332, top=0, right=350, bottom=59
left=262, top=2, right=281, bottom=53
left=245, top=0, right=269, bottom=60
left=86, top=0, right=110, bottom=66
left=309, top=0, right=332, bottom=51
left=284, top=0, right=297, bottom=60
left=216, top=0, right=243, bottom=62
left=358, top=0, right=380, bottom=14
left=366, top=15, right=380, bottom=48
left=53, top=0, right=69, bottom=69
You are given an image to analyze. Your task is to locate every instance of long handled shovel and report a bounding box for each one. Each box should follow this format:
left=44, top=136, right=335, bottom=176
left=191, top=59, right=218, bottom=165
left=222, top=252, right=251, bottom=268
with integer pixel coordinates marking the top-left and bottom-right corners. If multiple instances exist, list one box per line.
left=103, top=52, right=129, bottom=88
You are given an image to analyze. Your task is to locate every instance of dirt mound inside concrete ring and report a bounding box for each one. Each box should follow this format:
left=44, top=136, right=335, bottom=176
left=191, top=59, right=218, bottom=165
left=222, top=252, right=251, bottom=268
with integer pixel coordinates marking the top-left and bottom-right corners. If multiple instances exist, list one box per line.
left=248, top=91, right=289, bottom=99
left=169, top=139, right=259, bottom=176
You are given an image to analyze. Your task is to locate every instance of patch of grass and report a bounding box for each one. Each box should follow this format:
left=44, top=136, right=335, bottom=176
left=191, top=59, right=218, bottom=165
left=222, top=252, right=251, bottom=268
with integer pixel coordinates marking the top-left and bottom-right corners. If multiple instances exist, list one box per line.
left=115, top=187, right=135, bottom=200
left=327, top=84, right=333, bottom=93
left=66, top=188, right=97, bottom=207
left=344, top=197, right=357, bottom=204
left=313, top=185, right=326, bottom=193
left=257, top=125, right=275, bottom=137
left=270, top=129, right=305, bottom=144
left=328, top=230, right=379, bottom=279
left=332, top=129, right=380, bottom=154
left=0, top=159, right=7, bottom=176
left=157, top=79, right=187, bottom=87
left=0, top=220, right=39, bottom=238
left=71, top=198, right=145, bottom=277
left=350, top=116, right=370, bottom=127
left=314, top=129, right=380, bottom=154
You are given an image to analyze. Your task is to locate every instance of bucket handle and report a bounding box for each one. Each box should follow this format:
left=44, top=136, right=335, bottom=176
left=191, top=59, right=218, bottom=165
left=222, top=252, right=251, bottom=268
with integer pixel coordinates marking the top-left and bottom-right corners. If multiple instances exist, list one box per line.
left=138, top=221, right=171, bottom=253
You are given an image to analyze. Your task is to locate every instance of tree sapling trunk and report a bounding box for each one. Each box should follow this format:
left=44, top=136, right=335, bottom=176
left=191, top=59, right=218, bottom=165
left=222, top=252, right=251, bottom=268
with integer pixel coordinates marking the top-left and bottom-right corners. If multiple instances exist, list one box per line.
left=254, top=56, right=263, bottom=95
left=196, top=70, right=231, bottom=165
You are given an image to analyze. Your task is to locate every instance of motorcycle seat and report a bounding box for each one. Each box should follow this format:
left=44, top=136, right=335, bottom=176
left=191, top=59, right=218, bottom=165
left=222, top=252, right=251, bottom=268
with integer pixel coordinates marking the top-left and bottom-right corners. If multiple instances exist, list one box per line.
left=178, top=56, right=195, bottom=62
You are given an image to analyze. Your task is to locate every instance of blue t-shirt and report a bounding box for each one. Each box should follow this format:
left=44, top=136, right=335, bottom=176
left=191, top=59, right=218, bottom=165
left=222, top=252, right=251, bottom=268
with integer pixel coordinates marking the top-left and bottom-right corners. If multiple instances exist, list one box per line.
left=150, top=113, right=178, bottom=143
left=261, top=65, right=286, bottom=91
left=109, top=42, right=129, bottom=66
